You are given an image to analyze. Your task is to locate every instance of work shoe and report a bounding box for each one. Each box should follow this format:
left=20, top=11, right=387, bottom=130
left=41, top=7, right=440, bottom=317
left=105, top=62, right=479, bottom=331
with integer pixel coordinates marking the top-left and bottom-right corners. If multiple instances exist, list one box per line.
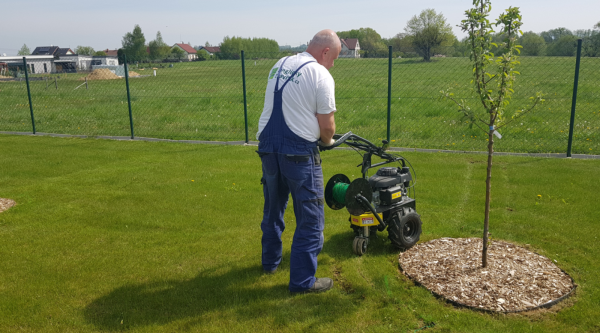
left=263, top=267, right=277, bottom=274
left=294, top=278, right=333, bottom=294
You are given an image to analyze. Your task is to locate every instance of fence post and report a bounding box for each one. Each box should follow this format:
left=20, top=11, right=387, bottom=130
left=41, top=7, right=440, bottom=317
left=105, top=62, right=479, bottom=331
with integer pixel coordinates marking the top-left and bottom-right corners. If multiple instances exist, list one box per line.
left=566, top=39, right=582, bottom=157
left=22, top=57, right=36, bottom=134
left=241, top=50, right=249, bottom=143
left=124, top=55, right=135, bottom=139
left=387, top=45, right=392, bottom=143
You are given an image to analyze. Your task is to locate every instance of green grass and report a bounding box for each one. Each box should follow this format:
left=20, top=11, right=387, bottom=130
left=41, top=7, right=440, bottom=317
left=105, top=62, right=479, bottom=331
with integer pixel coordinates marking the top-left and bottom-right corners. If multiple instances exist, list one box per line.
left=1, top=134, right=599, bottom=332
left=1, top=56, right=599, bottom=154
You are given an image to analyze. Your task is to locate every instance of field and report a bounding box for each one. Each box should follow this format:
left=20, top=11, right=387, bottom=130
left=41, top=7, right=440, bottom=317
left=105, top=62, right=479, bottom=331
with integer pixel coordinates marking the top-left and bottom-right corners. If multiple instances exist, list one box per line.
left=1, top=56, right=599, bottom=154
left=1, top=134, right=599, bottom=332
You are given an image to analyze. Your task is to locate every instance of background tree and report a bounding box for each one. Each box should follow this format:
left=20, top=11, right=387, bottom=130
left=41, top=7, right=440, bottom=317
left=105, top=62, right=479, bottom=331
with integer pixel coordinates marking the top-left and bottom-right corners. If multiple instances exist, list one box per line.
left=519, top=31, right=546, bottom=56
left=442, top=0, right=543, bottom=268
left=148, top=31, right=170, bottom=61
left=197, top=49, right=209, bottom=61
left=171, top=47, right=185, bottom=61
left=540, top=27, right=573, bottom=44
left=93, top=51, right=107, bottom=56
left=405, top=9, right=455, bottom=61
left=17, top=44, right=30, bottom=55
left=117, top=49, right=125, bottom=65
left=121, top=25, right=147, bottom=63
left=218, top=36, right=279, bottom=59
left=547, top=35, right=578, bottom=56
left=337, top=27, right=387, bottom=57
left=580, top=22, right=600, bottom=57
left=75, top=46, right=95, bottom=56
left=385, top=33, right=416, bottom=57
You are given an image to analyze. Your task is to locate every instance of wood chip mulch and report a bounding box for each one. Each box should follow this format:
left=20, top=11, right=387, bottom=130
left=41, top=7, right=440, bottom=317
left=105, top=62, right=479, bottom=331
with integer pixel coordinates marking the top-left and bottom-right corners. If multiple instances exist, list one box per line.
left=0, top=198, right=16, bottom=213
left=399, top=238, right=575, bottom=312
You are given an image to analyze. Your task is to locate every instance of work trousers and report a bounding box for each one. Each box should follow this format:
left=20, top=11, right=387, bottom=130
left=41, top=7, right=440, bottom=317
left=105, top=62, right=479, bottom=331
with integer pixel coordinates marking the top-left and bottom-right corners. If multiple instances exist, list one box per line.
left=260, top=150, right=324, bottom=292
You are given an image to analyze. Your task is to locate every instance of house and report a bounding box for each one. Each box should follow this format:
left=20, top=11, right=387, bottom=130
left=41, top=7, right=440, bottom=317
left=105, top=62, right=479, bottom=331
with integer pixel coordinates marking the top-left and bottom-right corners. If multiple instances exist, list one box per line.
left=197, top=46, right=221, bottom=56
left=0, top=54, right=118, bottom=74
left=0, top=55, right=56, bottom=74
left=339, top=38, right=360, bottom=58
left=171, top=43, right=198, bottom=61
left=101, top=49, right=119, bottom=57
left=57, top=55, right=119, bottom=72
left=31, top=46, right=75, bottom=56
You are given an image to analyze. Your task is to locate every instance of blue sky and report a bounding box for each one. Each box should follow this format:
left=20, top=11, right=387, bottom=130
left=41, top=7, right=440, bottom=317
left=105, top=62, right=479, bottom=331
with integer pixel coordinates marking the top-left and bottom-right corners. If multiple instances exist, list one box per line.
left=1, top=0, right=598, bottom=55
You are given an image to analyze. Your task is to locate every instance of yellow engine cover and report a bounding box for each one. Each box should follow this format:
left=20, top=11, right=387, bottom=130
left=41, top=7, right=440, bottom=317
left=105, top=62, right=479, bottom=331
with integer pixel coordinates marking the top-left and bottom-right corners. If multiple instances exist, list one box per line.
left=351, top=212, right=382, bottom=227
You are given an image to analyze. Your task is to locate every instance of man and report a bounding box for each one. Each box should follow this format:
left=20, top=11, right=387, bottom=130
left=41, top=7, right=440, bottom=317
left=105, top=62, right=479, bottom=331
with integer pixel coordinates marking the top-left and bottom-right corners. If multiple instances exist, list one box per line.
left=256, top=29, right=341, bottom=293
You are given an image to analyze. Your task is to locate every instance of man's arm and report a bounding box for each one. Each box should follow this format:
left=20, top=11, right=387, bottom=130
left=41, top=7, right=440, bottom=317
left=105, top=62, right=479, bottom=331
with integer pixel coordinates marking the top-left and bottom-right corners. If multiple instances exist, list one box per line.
left=317, top=112, right=336, bottom=144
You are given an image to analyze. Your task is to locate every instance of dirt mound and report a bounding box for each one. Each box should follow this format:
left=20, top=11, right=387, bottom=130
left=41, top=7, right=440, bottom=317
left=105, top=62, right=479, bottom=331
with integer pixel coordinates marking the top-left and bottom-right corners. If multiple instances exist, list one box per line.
left=83, top=69, right=121, bottom=81
left=400, top=238, right=575, bottom=312
left=128, top=71, right=141, bottom=77
left=0, top=198, right=16, bottom=213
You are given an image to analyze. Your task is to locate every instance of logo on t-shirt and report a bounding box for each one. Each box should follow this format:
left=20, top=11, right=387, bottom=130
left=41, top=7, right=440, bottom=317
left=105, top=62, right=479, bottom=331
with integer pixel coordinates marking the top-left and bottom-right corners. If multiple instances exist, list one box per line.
left=269, top=67, right=278, bottom=79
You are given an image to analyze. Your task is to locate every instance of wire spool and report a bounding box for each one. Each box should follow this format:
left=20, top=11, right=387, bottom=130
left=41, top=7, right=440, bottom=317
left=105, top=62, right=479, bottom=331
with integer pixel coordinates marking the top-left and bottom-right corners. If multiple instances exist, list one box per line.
left=345, top=178, right=372, bottom=216
left=325, top=174, right=351, bottom=210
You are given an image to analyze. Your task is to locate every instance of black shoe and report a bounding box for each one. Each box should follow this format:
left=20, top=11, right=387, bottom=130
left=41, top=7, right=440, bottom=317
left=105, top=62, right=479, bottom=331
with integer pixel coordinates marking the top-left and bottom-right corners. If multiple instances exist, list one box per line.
left=294, top=278, right=333, bottom=294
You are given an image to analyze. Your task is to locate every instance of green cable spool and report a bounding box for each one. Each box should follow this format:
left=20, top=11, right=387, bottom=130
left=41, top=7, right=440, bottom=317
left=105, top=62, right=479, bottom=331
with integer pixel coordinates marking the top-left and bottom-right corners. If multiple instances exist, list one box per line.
left=332, top=182, right=350, bottom=204
left=325, top=174, right=351, bottom=210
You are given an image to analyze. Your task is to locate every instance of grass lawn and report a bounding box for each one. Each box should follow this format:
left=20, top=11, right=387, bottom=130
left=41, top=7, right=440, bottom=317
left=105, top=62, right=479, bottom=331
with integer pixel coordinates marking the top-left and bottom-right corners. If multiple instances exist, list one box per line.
left=1, top=56, right=599, bottom=154
left=1, top=134, right=599, bottom=332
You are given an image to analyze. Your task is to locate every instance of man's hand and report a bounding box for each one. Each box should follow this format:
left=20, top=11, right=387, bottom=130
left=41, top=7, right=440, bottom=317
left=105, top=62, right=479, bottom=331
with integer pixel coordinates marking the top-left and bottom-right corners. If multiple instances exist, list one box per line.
left=318, top=138, right=335, bottom=147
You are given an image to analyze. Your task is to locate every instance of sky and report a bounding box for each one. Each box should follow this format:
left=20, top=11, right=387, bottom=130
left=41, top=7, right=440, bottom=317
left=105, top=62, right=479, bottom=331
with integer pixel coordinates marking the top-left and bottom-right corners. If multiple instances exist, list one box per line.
left=1, top=0, right=599, bottom=56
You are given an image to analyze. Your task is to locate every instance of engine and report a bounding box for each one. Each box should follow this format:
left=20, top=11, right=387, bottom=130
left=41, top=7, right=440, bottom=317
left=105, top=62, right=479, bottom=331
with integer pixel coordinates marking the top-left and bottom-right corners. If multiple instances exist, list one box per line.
left=369, top=167, right=412, bottom=208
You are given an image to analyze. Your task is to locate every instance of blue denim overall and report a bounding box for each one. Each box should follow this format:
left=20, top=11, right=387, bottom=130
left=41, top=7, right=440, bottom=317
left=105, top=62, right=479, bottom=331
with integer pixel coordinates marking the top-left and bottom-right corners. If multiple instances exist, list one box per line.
left=258, top=57, right=325, bottom=292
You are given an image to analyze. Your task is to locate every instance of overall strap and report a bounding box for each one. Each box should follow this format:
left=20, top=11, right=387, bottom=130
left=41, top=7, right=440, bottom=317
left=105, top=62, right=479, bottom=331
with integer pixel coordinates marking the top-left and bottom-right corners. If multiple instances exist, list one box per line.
left=274, top=58, right=315, bottom=93
left=274, top=57, right=291, bottom=92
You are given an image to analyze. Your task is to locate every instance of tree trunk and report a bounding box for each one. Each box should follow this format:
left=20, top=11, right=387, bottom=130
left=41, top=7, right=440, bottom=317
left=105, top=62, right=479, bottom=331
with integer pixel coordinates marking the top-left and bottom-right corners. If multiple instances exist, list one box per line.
left=482, top=126, right=494, bottom=268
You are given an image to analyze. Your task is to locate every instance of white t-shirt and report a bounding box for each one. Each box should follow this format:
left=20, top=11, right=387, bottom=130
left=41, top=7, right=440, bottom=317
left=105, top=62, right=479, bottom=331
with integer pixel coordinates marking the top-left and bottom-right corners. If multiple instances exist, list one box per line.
left=256, top=52, right=336, bottom=142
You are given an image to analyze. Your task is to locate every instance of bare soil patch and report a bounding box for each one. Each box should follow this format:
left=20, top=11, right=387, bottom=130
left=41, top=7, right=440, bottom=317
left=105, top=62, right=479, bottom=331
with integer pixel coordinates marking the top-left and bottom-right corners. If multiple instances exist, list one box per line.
left=82, top=69, right=121, bottom=81
left=399, top=238, right=575, bottom=312
left=0, top=198, right=16, bottom=213
left=128, top=71, right=141, bottom=77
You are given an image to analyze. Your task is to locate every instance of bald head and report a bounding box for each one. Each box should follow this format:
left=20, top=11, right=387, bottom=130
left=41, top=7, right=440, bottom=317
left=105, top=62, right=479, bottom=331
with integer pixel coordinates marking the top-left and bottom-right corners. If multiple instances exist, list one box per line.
left=306, top=29, right=341, bottom=70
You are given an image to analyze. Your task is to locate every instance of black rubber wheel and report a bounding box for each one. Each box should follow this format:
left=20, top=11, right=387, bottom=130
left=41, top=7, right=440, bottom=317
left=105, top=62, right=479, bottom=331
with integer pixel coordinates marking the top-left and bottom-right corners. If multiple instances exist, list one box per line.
left=353, top=237, right=367, bottom=256
left=388, top=208, right=422, bottom=249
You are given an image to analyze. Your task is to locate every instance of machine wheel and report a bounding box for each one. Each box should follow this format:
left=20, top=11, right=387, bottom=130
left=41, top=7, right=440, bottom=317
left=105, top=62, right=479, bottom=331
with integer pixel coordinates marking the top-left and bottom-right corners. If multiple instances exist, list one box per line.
left=388, top=208, right=422, bottom=249
left=353, top=237, right=367, bottom=256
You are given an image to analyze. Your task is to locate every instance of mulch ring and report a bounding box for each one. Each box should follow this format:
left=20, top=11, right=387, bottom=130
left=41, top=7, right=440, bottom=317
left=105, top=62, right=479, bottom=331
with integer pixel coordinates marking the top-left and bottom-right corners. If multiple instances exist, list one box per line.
left=399, top=238, right=576, bottom=313
left=0, top=198, right=16, bottom=213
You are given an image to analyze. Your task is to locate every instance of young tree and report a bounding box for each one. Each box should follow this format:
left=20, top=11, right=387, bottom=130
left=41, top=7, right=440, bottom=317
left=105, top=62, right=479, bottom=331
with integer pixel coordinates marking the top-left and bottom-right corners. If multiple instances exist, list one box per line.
left=17, top=44, right=31, bottom=55
left=75, top=46, right=95, bottom=55
left=122, top=25, right=147, bottom=63
left=405, top=9, right=455, bottom=61
left=442, top=0, right=543, bottom=267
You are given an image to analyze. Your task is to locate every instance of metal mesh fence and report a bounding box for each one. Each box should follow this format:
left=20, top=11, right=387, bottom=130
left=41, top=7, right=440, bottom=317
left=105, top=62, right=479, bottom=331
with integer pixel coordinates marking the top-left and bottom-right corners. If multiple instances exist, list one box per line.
left=1, top=47, right=598, bottom=155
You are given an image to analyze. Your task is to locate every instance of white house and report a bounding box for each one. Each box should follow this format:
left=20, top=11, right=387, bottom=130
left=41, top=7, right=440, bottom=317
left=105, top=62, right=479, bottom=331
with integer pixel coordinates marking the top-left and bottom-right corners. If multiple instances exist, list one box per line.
left=172, top=43, right=198, bottom=61
left=0, top=54, right=118, bottom=74
left=58, top=55, right=119, bottom=72
left=339, top=38, right=360, bottom=58
left=0, top=55, right=56, bottom=74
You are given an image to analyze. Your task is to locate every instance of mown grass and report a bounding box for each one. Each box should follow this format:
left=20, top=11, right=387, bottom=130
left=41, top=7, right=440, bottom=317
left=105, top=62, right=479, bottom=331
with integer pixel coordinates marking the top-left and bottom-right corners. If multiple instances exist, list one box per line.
left=0, top=134, right=599, bottom=332
left=1, top=56, right=599, bottom=154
